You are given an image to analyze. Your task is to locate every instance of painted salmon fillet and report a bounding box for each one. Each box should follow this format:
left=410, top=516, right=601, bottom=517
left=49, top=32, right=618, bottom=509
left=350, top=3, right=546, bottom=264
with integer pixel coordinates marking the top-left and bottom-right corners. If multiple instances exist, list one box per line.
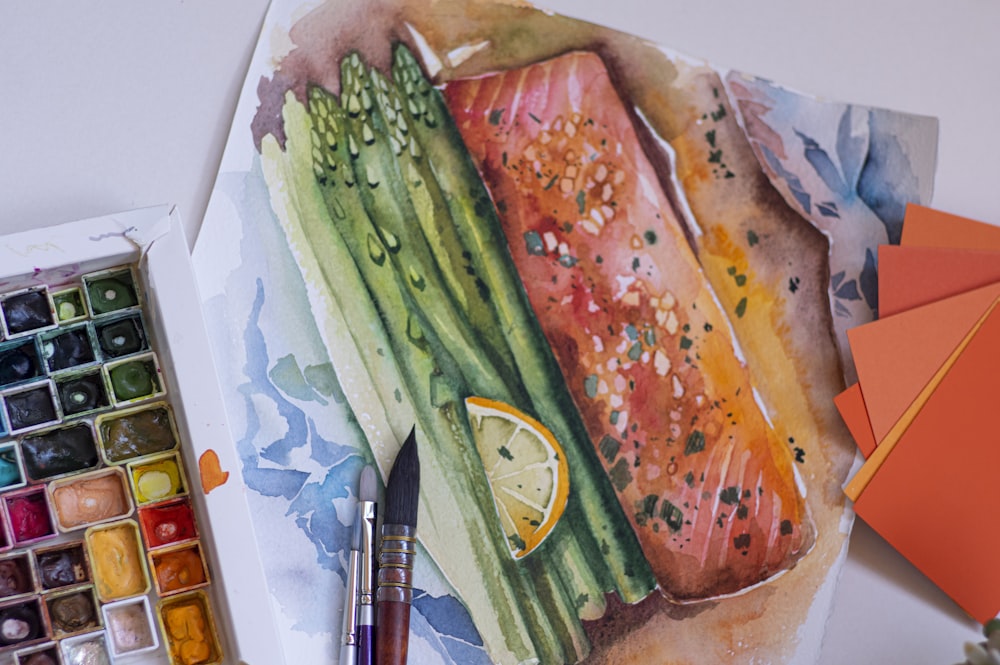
left=443, top=51, right=814, bottom=601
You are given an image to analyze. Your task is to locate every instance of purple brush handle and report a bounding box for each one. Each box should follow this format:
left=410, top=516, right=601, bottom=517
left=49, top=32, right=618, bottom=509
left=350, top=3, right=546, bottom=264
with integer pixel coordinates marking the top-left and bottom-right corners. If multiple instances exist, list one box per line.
left=357, top=604, right=375, bottom=665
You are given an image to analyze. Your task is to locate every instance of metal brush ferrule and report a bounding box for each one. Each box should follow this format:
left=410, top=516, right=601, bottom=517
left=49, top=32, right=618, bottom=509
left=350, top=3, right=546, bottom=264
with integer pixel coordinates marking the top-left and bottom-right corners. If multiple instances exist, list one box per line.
left=359, top=500, right=377, bottom=603
left=376, top=524, right=416, bottom=604
left=341, top=547, right=360, bottom=645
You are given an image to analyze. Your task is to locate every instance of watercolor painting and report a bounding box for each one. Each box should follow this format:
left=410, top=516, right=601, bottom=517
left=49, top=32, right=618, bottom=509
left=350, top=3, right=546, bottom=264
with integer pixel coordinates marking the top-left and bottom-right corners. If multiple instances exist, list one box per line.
left=193, top=0, right=937, bottom=663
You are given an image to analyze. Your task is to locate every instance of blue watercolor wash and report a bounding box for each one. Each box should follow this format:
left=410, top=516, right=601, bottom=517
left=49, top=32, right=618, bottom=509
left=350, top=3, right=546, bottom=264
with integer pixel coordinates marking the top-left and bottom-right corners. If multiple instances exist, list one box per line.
left=761, top=146, right=812, bottom=213
left=795, top=129, right=849, bottom=197
left=857, top=110, right=925, bottom=244
left=835, top=107, right=868, bottom=192
left=413, top=590, right=484, bottom=647
left=288, top=454, right=366, bottom=575
left=207, top=159, right=488, bottom=664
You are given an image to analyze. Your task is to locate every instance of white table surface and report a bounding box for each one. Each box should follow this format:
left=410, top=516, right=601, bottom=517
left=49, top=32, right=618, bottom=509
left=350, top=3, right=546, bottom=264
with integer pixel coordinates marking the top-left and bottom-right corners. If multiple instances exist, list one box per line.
left=2, top=2, right=995, bottom=663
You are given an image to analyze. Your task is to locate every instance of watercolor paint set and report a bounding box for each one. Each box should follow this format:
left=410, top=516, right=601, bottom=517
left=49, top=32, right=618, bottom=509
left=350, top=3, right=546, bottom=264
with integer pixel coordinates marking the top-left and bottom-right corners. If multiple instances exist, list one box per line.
left=0, top=207, right=280, bottom=665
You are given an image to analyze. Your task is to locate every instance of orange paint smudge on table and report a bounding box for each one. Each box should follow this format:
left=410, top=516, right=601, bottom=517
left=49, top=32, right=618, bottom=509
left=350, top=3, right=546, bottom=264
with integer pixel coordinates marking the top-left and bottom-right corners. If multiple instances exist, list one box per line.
left=198, top=450, right=229, bottom=495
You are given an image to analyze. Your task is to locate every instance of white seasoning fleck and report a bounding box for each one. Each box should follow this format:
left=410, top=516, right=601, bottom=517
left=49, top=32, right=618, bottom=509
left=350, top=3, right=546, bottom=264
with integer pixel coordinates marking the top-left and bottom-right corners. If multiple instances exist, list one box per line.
left=654, top=350, right=671, bottom=376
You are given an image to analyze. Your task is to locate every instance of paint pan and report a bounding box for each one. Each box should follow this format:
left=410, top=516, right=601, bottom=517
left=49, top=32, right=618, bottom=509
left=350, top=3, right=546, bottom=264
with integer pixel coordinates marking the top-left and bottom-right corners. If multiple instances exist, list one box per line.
left=0, top=339, right=44, bottom=389
left=104, top=352, right=165, bottom=406
left=158, top=590, right=223, bottom=665
left=51, top=287, right=86, bottom=325
left=138, top=497, right=198, bottom=549
left=0, top=553, right=37, bottom=601
left=92, top=312, right=148, bottom=360
left=20, top=423, right=99, bottom=482
left=49, top=467, right=133, bottom=532
left=0, top=597, right=46, bottom=653
left=32, top=541, right=90, bottom=592
left=13, top=641, right=63, bottom=665
left=127, top=452, right=187, bottom=506
left=0, top=443, right=26, bottom=492
left=83, top=267, right=140, bottom=317
left=3, top=488, right=56, bottom=548
left=2, top=382, right=59, bottom=435
left=84, top=519, right=149, bottom=602
left=1, top=287, right=55, bottom=339
left=95, top=401, right=178, bottom=465
left=54, top=370, right=110, bottom=420
left=58, top=630, right=111, bottom=665
left=38, top=325, right=96, bottom=374
left=43, top=586, right=101, bottom=639
left=101, top=595, right=158, bottom=658
left=149, top=542, right=209, bottom=597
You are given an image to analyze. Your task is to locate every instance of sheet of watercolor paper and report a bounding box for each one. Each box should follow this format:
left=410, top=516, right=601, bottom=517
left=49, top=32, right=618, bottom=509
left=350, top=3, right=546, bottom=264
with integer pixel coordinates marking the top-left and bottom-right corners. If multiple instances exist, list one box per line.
left=192, top=0, right=938, bottom=662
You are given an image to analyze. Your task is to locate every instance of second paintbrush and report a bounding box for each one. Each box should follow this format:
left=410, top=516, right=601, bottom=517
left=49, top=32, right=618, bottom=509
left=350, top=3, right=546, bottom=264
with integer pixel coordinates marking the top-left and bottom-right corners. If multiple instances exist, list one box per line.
left=357, top=465, right=378, bottom=665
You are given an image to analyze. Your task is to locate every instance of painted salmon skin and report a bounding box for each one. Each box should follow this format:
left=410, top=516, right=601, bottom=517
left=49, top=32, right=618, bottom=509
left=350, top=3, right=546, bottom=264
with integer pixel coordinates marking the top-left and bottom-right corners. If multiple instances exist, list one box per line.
left=443, top=51, right=814, bottom=601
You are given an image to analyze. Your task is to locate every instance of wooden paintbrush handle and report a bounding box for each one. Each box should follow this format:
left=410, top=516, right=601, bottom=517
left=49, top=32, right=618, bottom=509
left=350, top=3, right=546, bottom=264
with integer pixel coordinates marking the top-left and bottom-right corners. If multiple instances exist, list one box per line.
left=375, top=524, right=416, bottom=665
left=375, top=600, right=410, bottom=665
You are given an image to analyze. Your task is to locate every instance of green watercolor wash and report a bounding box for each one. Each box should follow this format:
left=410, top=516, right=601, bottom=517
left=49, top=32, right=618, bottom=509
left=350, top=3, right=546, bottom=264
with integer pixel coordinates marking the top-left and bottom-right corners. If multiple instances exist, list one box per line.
left=627, top=342, right=642, bottom=361
left=599, top=435, right=620, bottom=462
left=304, top=363, right=344, bottom=402
left=523, top=231, right=545, bottom=256
left=608, top=458, right=632, bottom=492
left=684, top=430, right=706, bottom=456
left=719, top=486, right=741, bottom=505
left=269, top=354, right=320, bottom=403
left=584, top=374, right=599, bottom=399
left=747, top=230, right=759, bottom=246
left=660, top=500, right=684, bottom=532
left=735, top=297, right=748, bottom=318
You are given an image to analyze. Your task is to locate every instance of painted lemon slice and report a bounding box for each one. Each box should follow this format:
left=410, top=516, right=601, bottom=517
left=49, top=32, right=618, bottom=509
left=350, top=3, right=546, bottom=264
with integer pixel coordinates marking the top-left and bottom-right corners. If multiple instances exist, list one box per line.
left=464, top=396, right=569, bottom=559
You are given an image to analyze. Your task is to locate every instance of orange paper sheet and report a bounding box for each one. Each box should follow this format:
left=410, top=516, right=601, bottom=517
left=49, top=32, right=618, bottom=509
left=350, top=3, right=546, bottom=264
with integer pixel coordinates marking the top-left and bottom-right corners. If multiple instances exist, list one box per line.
left=852, top=302, right=1000, bottom=624
left=878, top=245, right=1000, bottom=317
left=901, top=203, right=1000, bottom=249
left=833, top=384, right=877, bottom=458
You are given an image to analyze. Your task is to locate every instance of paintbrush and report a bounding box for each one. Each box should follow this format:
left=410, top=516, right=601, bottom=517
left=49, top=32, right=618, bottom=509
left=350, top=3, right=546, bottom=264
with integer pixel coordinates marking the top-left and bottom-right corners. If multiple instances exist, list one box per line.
left=356, top=465, right=378, bottom=665
left=340, top=511, right=361, bottom=665
left=375, top=428, right=419, bottom=665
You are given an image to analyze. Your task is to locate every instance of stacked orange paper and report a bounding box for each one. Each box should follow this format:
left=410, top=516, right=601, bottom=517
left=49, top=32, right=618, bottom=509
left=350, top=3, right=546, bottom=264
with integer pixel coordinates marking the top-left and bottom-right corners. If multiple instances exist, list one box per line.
left=837, top=204, right=1000, bottom=625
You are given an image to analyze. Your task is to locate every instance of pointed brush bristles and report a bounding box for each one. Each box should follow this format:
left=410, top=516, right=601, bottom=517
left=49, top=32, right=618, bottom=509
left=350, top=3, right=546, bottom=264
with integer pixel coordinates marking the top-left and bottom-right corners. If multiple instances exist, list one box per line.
left=360, top=465, right=378, bottom=503
left=383, top=427, right=419, bottom=528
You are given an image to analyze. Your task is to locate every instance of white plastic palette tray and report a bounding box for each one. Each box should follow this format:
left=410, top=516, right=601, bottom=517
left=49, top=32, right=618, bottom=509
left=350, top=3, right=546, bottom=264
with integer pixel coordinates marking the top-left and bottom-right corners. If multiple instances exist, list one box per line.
left=0, top=206, right=280, bottom=665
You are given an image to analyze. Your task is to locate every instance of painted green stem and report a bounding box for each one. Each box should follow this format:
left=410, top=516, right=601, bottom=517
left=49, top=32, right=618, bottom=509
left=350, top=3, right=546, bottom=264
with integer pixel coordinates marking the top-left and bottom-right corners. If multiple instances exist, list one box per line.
left=392, top=44, right=656, bottom=603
